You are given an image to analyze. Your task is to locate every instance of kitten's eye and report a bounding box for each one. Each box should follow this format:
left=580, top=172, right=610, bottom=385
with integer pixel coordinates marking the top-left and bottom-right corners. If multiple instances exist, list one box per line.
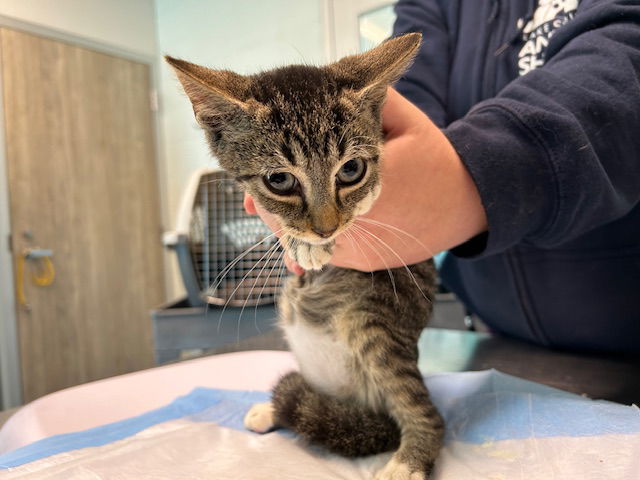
left=336, top=158, right=366, bottom=186
left=264, top=172, right=298, bottom=195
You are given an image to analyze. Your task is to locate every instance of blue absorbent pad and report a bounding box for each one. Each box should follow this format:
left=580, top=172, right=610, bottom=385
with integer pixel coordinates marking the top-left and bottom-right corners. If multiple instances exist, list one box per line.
left=1, top=370, right=638, bottom=479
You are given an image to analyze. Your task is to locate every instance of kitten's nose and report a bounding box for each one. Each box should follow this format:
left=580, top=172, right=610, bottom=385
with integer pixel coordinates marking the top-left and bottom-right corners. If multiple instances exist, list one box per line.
left=311, top=207, right=339, bottom=239
left=312, top=226, right=337, bottom=239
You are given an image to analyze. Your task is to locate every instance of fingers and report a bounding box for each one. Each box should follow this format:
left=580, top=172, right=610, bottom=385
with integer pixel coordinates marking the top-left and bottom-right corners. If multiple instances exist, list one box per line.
left=381, top=87, right=430, bottom=138
left=245, top=193, right=283, bottom=237
left=382, top=88, right=411, bottom=136
left=244, top=193, right=257, bottom=215
left=245, top=192, right=304, bottom=275
left=284, top=253, right=305, bottom=276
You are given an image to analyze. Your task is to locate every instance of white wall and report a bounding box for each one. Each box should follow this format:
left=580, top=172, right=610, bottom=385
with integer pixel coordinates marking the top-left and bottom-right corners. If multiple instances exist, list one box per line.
left=0, top=0, right=157, bottom=57
left=155, top=0, right=329, bottom=298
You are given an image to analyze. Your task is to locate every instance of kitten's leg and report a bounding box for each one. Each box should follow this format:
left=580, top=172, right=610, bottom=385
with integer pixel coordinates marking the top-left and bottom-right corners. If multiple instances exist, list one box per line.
left=288, top=241, right=334, bottom=271
left=251, top=371, right=401, bottom=456
left=244, top=402, right=276, bottom=433
left=356, top=339, right=444, bottom=480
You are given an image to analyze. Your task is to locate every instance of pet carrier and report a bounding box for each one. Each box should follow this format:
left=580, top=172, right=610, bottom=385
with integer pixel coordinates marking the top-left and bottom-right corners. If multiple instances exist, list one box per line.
left=163, top=168, right=287, bottom=307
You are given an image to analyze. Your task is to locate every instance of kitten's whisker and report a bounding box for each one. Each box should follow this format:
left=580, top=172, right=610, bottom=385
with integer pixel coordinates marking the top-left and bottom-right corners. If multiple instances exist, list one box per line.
left=275, top=242, right=289, bottom=298
left=352, top=224, right=432, bottom=305
left=286, top=43, right=308, bottom=64
left=254, top=240, right=285, bottom=329
left=347, top=135, right=376, bottom=143
left=210, top=230, right=283, bottom=329
left=348, top=143, right=379, bottom=151
left=248, top=240, right=280, bottom=302
left=353, top=219, right=431, bottom=300
left=283, top=234, right=303, bottom=265
left=336, top=128, right=352, bottom=151
left=355, top=219, right=409, bottom=249
left=274, top=240, right=292, bottom=323
left=208, top=229, right=282, bottom=295
left=350, top=224, right=398, bottom=303
left=238, top=240, right=281, bottom=337
left=206, top=229, right=280, bottom=329
left=200, top=178, right=236, bottom=187
left=356, top=218, right=435, bottom=258
left=343, top=229, right=375, bottom=289
left=338, top=134, right=378, bottom=157
left=210, top=226, right=285, bottom=293
left=345, top=144, right=379, bottom=158
left=217, top=239, right=279, bottom=340
left=273, top=248, right=288, bottom=298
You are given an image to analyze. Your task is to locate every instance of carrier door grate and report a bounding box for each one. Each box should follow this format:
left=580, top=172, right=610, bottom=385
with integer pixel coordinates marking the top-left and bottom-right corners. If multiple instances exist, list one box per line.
left=188, top=171, right=286, bottom=306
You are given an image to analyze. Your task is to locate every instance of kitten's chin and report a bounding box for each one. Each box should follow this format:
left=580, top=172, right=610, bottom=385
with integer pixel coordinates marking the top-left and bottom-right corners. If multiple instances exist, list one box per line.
left=289, top=231, right=339, bottom=246
left=305, top=237, right=335, bottom=246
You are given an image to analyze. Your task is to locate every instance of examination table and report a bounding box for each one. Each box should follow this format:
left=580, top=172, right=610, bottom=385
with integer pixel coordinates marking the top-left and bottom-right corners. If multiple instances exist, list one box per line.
left=1, top=330, right=639, bottom=479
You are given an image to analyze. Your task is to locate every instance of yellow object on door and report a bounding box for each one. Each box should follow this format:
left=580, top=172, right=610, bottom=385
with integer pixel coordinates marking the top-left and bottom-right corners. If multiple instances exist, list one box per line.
left=15, top=249, right=56, bottom=307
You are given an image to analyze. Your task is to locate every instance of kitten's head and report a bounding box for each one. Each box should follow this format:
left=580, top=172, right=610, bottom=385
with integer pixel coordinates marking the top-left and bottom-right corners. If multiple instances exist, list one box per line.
left=166, top=33, right=420, bottom=269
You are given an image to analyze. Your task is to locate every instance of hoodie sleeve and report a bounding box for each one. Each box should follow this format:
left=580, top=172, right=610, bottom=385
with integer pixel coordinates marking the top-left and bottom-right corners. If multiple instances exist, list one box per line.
left=392, top=0, right=451, bottom=128
left=395, top=0, right=640, bottom=257
left=443, top=0, right=640, bottom=256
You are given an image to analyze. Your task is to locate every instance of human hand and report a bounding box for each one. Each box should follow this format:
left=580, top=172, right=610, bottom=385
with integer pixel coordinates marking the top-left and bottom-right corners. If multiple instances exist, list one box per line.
left=329, top=88, right=487, bottom=271
left=244, top=194, right=305, bottom=276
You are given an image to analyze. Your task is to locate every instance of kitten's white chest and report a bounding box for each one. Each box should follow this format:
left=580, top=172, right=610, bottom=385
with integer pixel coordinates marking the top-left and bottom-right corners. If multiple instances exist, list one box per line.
left=281, top=321, right=353, bottom=397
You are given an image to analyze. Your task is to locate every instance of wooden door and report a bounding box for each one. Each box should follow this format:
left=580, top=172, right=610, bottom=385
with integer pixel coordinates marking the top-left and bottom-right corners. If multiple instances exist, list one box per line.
left=1, top=28, right=165, bottom=402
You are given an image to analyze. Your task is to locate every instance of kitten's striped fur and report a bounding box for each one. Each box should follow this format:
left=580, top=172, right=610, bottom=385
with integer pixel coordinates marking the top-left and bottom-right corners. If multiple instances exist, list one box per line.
left=167, top=33, right=444, bottom=479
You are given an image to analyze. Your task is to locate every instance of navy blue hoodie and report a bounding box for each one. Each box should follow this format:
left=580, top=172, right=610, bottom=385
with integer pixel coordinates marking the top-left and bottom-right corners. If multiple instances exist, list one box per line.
left=392, top=0, right=640, bottom=353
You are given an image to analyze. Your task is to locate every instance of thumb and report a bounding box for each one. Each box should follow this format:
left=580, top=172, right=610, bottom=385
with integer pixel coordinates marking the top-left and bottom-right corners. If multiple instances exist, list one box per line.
left=284, top=253, right=305, bottom=276
left=244, top=193, right=257, bottom=215
left=381, top=87, right=425, bottom=138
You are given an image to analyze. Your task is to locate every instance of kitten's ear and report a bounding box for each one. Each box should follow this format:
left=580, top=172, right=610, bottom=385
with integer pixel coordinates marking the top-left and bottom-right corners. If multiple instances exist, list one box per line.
left=165, top=56, right=255, bottom=126
left=331, top=33, right=421, bottom=102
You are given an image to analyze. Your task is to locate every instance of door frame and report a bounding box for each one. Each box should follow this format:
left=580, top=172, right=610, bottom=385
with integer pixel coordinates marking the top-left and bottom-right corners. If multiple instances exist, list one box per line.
left=328, top=0, right=395, bottom=58
left=0, top=14, right=168, bottom=409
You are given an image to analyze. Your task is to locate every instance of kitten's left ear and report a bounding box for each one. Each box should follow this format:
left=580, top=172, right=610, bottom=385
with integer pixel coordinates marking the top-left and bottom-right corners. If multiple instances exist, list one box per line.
left=165, top=56, right=260, bottom=127
left=330, top=32, right=421, bottom=103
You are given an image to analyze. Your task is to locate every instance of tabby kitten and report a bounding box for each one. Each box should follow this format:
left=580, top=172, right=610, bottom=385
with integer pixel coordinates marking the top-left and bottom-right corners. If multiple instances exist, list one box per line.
left=166, top=33, right=444, bottom=480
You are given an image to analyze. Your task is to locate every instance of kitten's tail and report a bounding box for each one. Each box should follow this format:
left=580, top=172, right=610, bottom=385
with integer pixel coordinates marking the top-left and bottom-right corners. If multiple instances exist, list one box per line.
left=272, top=372, right=399, bottom=457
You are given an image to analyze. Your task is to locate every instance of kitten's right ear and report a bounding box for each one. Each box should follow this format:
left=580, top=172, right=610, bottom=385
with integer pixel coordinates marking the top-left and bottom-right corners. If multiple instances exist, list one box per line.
left=164, top=56, right=253, bottom=125
left=330, top=33, right=421, bottom=106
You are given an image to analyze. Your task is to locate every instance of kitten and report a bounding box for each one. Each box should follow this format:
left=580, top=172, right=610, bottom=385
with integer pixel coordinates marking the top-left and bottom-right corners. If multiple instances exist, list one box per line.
left=167, top=33, right=444, bottom=480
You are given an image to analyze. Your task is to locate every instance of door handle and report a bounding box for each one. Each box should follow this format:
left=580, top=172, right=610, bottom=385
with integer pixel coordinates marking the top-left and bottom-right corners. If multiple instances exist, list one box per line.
left=16, top=247, right=56, bottom=309
left=24, top=248, right=53, bottom=260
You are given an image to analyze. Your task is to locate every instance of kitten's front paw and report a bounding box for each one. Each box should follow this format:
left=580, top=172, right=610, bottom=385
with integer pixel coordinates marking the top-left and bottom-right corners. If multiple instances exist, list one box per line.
left=292, top=242, right=334, bottom=270
left=374, top=458, right=426, bottom=480
left=244, top=402, right=276, bottom=433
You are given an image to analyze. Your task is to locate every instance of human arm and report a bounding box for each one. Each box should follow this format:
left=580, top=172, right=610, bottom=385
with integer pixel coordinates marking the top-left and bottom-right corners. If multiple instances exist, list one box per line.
left=389, top=0, right=451, bottom=127
left=248, top=0, right=640, bottom=273
left=440, top=0, right=640, bottom=256
left=328, top=88, right=487, bottom=270
left=335, top=0, right=640, bottom=269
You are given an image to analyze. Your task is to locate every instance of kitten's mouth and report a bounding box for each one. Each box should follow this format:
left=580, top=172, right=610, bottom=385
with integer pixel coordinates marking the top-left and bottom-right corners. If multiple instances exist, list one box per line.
left=305, top=237, right=336, bottom=246
left=291, top=223, right=350, bottom=246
